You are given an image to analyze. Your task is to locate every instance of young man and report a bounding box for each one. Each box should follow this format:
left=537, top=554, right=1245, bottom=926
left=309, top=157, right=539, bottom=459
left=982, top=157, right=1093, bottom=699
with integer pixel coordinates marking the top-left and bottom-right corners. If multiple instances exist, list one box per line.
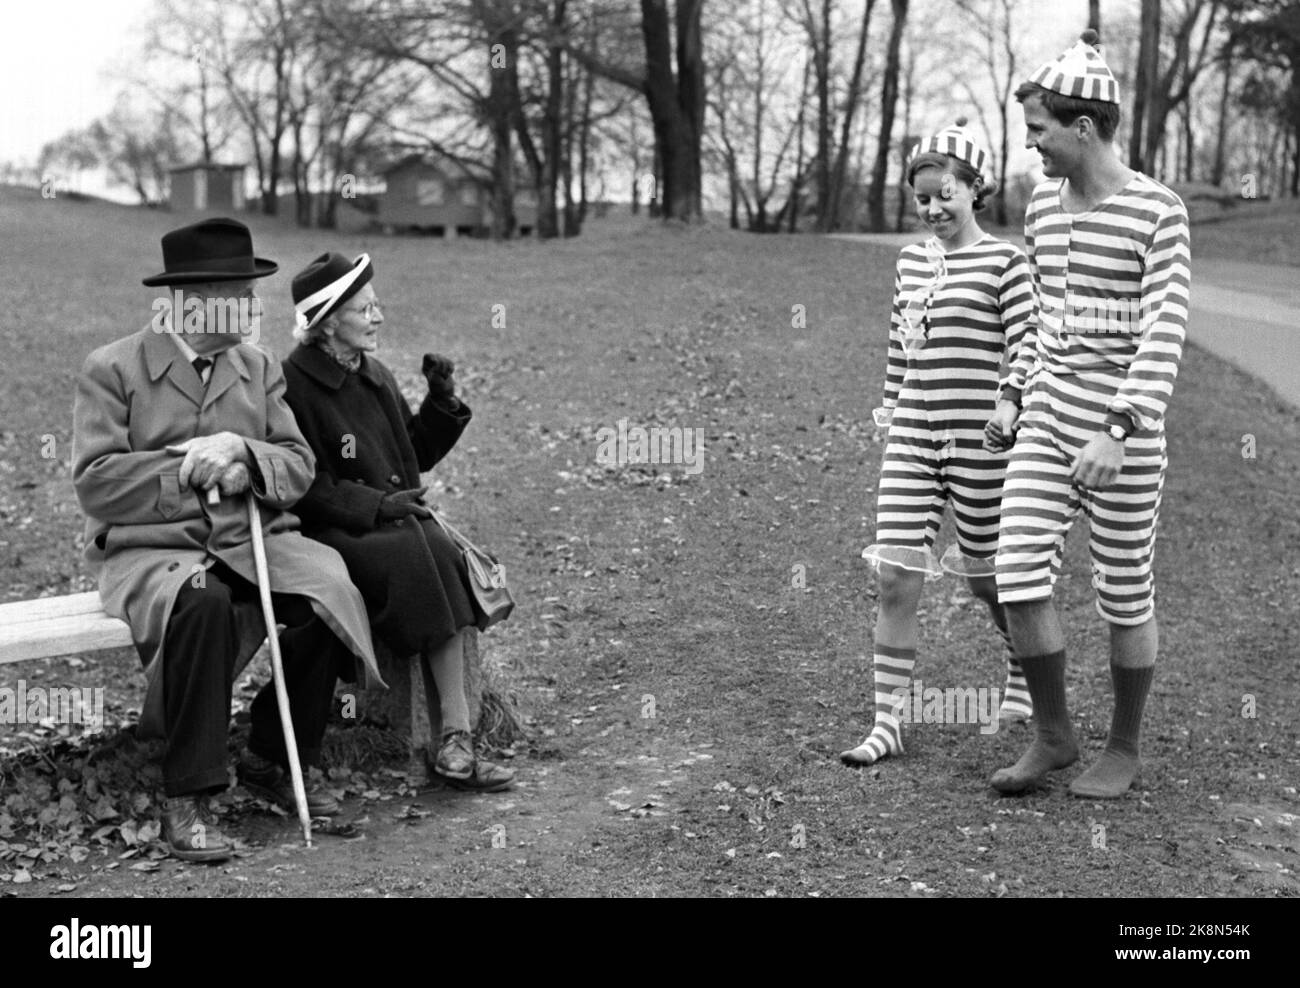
left=73, top=217, right=384, bottom=860
left=984, top=30, right=1190, bottom=798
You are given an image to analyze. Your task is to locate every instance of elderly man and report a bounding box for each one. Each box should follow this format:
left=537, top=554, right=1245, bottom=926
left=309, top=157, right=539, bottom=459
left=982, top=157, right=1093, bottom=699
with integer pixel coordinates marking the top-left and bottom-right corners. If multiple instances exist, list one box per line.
left=72, top=217, right=383, bottom=862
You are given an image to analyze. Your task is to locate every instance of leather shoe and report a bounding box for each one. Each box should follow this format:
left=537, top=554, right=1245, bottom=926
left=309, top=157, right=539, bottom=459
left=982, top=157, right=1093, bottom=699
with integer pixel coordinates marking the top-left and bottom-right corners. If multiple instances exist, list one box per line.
left=162, top=795, right=233, bottom=863
left=433, top=730, right=475, bottom=780
left=444, top=758, right=515, bottom=793
left=239, top=752, right=341, bottom=817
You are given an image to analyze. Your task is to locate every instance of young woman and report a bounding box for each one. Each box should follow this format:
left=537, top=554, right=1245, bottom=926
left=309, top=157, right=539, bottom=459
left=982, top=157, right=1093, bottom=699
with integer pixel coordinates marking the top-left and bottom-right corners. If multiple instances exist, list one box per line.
left=841, top=120, right=1036, bottom=767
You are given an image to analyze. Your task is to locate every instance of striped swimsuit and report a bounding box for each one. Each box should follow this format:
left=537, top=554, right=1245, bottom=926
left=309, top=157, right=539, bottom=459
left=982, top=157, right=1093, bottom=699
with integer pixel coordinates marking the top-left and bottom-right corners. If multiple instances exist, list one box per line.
left=866, top=234, right=1035, bottom=578
left=995, top=174, right=1191, bottom=624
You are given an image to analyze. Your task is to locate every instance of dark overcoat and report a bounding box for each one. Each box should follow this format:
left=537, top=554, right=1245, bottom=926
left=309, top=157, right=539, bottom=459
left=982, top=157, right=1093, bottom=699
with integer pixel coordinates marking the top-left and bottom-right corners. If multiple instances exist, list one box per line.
left=72, top=328, right=384, bottom=739
left=281, top=344, right=477, bottom=656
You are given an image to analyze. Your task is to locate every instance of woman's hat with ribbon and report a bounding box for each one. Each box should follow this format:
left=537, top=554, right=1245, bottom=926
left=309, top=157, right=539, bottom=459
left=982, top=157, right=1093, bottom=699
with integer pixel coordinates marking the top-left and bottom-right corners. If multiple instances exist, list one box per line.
left=1028, top=29, right=1120, bottom=105
left=142, top=217, right=278, bottom=287
left=291, top=251, right=374, bottom=333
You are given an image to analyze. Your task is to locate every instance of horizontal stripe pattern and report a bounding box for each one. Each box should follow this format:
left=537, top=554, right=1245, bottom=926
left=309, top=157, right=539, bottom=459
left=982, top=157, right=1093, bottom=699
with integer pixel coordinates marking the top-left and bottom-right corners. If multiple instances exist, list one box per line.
left=1008, top=175, right=1191, bottom=435
left=995, top=426, right=1167, bottom=626
left=884, top=235, right=1035, bottom=417
left=874, top=235, right=1033, bottom=566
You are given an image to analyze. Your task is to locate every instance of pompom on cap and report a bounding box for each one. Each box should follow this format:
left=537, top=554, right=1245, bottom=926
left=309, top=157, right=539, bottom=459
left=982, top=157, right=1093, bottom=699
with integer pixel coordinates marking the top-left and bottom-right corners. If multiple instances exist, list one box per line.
left=1080, top=28, right=1100, bottom=48
left=954, top=115, right=968, bottom=127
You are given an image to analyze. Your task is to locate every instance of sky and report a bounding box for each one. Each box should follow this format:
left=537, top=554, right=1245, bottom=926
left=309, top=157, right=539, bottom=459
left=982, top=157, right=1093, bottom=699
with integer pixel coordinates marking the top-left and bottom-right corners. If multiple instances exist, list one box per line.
left=0, top=0, right=1138, bottom=199
left=0, top=0, right=155, bottom=169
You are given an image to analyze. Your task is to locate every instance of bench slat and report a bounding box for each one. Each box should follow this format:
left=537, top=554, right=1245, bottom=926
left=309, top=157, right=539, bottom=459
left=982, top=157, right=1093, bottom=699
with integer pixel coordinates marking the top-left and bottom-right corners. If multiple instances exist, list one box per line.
left=0, top=591, right=108, bottom=624
left=0, top=609, right=134, bottom=664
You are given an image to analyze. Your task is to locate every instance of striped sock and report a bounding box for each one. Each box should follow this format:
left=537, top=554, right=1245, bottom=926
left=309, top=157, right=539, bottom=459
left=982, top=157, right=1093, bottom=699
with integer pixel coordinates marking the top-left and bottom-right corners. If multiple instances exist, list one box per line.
left=841, top=644, right=916, bottom=767
left=992, top=614, right=1033, bottom=721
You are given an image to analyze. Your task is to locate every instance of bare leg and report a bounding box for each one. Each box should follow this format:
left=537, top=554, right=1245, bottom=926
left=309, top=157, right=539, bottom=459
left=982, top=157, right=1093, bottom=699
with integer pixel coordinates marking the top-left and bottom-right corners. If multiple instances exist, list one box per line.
left=990, top=599, right=1078, bottom=793
left=425, top=630, right=471, bottom=736
left=1070, top=616, right=1157, bottom=798
left=841, top=564, right=924, bottom=766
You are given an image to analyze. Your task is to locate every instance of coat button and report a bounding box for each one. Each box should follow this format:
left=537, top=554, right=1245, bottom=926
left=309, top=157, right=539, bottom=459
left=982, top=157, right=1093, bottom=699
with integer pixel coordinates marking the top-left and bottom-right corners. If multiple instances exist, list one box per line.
left=389, top=474, right=401, bottom=486
left=167, top=562, right=179, bottom=572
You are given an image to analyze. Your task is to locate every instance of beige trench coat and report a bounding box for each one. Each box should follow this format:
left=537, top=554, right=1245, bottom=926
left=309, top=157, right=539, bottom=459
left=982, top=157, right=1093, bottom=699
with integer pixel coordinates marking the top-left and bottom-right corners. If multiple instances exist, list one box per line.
left=72, top=326, right=384, bottom=739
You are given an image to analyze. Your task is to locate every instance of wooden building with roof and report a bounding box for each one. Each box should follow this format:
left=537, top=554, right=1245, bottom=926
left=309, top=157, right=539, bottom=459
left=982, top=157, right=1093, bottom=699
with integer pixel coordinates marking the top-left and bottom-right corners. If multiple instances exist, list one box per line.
left=168, top=162, right=247, bottom=212
left=377, top=155, right=537, bottom=237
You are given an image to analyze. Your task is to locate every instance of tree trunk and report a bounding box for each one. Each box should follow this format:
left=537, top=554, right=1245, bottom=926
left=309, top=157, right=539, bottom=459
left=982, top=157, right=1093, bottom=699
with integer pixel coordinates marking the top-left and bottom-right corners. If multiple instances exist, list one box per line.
left=812, top=0, right=832, bottom=228
left=1292, top=122, right=1300, bottom=198
left=789, top=54, right=810, bottom=233
left=639, top=0, right=704, bottom=222
left=1130, top=0, right=1161, bottom=171
left=1089, top=0, right=1100, bottom=35
left=866, top=0, right=908, bottom=232
left=578, top=56, right=594, bottom=224
left=485, top=23, right=516, bottom=240
left=1211, top=45, right=1233, bottom=186
left=824, top=0, right=877, bottom=232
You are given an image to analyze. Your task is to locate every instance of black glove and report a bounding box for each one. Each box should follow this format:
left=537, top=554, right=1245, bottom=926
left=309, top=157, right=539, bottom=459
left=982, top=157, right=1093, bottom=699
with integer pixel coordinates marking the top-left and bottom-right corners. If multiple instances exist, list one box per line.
left=422, top=353, right=456, bottom=402
left=377, top=486, right=434, bottom=522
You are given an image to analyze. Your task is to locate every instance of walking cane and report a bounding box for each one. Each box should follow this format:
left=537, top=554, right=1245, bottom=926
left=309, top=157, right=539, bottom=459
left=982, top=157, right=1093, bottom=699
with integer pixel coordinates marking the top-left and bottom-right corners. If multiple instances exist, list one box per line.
left=209, top=487, right=313, bottom=846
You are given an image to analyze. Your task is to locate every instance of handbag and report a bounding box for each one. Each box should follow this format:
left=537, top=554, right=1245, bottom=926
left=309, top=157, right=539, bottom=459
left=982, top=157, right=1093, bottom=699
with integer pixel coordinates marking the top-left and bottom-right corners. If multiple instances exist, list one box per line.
left=431, top=510, right=515, bottom=631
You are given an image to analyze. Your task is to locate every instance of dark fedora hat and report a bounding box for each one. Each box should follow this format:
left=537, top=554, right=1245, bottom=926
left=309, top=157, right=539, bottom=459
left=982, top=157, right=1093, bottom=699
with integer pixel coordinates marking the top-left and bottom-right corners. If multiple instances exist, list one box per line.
left=142, top=217, right=278, bottom=287
left=291, top=251, right=374, bottom=332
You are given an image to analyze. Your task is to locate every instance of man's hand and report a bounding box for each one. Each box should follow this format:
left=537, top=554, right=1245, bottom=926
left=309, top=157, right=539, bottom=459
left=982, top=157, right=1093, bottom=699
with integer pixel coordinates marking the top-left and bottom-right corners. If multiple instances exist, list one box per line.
left=1071, top=433, right=1125, bottom=490
left=378, top=486, right=434, bottom=521
left=216, top=461, right=251, bottom=497
left=422, top=353, right=456, bottom=402
left=984, top=400, right=1020, bottom=453
left=167, top=433, right=248, bottom=492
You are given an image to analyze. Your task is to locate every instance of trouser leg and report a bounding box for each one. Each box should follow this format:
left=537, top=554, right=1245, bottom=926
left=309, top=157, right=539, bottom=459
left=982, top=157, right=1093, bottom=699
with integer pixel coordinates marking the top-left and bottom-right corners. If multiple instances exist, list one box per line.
left=247, top=592, right=345, bottom=769
left=161, top=569, right=240, bottom=797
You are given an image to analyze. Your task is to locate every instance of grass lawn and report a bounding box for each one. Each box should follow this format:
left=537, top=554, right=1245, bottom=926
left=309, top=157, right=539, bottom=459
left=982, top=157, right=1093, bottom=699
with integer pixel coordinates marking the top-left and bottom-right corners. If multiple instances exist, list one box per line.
left=1, top=186, right=1298, bottom=897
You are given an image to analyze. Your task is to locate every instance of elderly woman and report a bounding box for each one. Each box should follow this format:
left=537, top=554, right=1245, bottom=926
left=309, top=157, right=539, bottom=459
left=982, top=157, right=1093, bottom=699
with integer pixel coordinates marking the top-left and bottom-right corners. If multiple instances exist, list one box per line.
left=281, top=251, right=513, bottom=792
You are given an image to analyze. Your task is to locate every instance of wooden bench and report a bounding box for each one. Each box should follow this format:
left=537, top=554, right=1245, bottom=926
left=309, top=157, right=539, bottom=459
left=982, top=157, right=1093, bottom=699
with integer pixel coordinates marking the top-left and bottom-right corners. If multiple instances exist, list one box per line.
left=0, top=592, right=133, bottom=664
left=0, top=592, right=497, bottom=784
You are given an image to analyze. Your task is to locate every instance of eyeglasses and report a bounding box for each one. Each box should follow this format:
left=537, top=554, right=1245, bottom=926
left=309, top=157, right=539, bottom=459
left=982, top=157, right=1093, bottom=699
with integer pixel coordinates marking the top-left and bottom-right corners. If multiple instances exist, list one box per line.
left=347, top=300, right=383, bottom=322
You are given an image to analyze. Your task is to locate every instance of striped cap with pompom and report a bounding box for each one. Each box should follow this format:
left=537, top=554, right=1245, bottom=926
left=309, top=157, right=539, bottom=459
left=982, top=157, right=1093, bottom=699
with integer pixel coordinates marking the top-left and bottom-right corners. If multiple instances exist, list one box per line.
left=913, top=117, right=990, bottom=178
left=1028, top=28, right=1120, bottom=105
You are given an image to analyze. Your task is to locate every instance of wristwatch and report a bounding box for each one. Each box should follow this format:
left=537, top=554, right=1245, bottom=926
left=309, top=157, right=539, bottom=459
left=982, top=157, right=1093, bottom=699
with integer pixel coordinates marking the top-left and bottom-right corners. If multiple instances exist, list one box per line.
left=1106, top=423, right=1127, bottom=442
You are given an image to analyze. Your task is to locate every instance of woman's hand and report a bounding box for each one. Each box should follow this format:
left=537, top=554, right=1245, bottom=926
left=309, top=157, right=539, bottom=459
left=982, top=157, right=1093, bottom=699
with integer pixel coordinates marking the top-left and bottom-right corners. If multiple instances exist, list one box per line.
left=422, top=353, right=456, bottom=402
left=378, top=485, right=434, bottom=521
left=983, top=400, right=1020, bottom=453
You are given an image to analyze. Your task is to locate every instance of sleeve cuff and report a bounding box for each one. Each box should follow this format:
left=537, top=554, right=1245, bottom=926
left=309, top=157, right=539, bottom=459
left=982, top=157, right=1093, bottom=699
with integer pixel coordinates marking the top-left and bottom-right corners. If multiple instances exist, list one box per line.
left=1000, top=386, right=1023, bottom=407
left=1104, top=410, right=1136, bottom=436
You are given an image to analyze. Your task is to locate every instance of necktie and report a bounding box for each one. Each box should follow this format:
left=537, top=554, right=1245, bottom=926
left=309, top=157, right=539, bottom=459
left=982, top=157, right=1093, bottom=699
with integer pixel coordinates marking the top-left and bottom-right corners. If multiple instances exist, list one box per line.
left=192, top=356, right=213, bottom=385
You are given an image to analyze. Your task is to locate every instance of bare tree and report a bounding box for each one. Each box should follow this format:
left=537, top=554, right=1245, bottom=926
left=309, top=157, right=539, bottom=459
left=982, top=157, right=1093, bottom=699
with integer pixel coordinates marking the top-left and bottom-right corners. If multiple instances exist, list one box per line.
left=947, top=0, right=1019, bottom=225
left=1140, top=1, right=1224, bottom=180
left=822, top=0, right=878, bottom=231
left=573, top=0, right=707, bottom=221
left=1130, top=0, right=1162, bottom=171
left=865, top=0, right=908, bottom=231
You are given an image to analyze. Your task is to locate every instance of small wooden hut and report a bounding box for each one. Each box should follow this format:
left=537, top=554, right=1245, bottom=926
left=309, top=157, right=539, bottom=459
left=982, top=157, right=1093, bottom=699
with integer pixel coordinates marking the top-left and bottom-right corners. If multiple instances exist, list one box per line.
left=168, top=163, right=246, bottom=212
left=378, top=155, right=538, bottom=237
